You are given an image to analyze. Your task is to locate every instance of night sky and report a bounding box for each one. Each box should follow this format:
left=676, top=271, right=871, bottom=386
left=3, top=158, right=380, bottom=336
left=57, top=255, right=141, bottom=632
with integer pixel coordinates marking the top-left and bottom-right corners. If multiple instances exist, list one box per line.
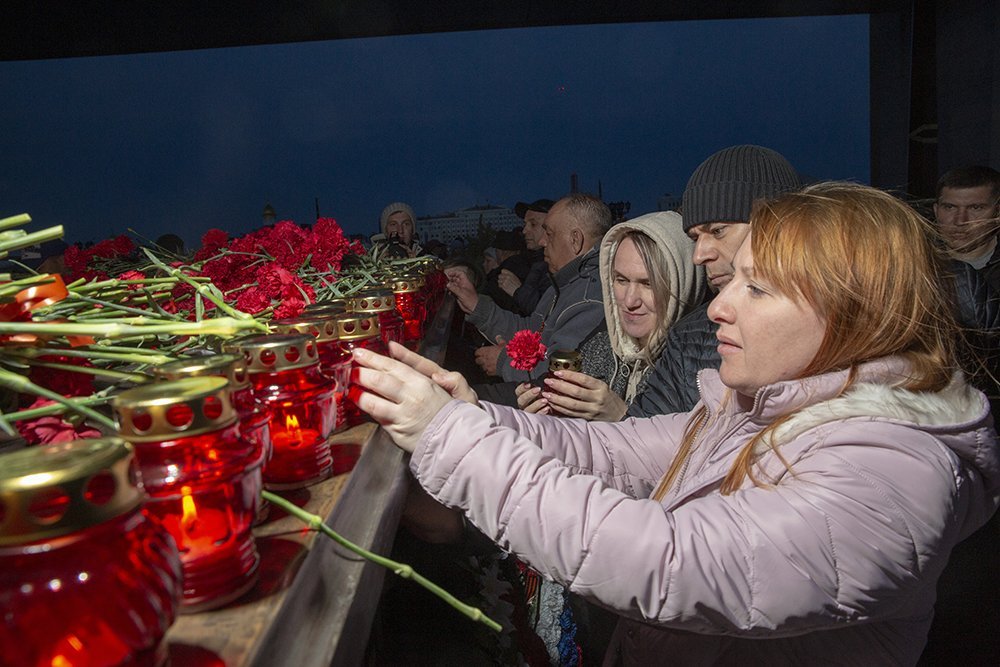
left=0, top=14, right=870, bottom=248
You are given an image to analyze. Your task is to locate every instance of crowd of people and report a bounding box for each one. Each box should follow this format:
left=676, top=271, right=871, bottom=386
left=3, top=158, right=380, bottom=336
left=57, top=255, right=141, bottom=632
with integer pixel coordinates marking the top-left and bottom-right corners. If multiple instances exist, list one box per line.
left=363, top=146, right=1000, bottom=665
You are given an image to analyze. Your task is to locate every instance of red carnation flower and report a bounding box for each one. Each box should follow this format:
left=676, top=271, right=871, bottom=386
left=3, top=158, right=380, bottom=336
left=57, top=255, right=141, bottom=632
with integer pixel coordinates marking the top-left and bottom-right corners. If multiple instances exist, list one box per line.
left=272, top=295, right=306, bottom=319
left=235, top=286, right=271, bottom=314
left=117, top=270, right=145, bottom=290
left=16, top=398, right=102, bottom=446
left=506, top=329, right=547, bottom=371
left=194, top=228, right=230, bottom=261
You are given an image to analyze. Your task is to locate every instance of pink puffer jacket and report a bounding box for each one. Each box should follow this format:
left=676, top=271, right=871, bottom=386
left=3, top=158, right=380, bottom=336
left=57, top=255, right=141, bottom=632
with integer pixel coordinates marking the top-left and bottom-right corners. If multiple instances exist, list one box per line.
left=409, top=357, right=1000, bottom=666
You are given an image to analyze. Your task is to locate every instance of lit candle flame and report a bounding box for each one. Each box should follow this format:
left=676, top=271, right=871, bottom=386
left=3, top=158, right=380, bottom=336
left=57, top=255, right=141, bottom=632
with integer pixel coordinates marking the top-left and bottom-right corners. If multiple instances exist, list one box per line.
left=285, top=413, right=302, bottom=438
left=180, top=486, right=198, bottom=531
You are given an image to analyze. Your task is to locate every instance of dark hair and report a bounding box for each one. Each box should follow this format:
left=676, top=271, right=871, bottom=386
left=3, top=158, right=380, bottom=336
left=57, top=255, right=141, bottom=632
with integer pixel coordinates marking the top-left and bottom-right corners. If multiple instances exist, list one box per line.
left=935, top=165, right=1000, bottom=199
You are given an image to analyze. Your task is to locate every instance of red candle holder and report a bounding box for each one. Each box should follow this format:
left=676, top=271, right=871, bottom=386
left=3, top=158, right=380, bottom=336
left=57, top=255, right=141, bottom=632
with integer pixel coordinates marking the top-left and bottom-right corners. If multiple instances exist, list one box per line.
left=0, top=438, right=182, bottom=666
left=348, top=287, right=405, bottom=349
left=391, top=276, right=427, bottom=350
left=153, top=354, right=272, bottom=525
left=227, top=334, right=337, bottom=489
left=272, top=316, right=352, bottom=435
left=329, top=313, right=387, bottom=438
left=113, top=377, right=262, bottom=612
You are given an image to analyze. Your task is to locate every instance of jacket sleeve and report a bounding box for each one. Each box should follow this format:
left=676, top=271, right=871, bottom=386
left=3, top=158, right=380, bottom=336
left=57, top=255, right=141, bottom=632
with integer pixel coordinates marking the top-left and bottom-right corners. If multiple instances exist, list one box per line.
left=512, top=261, right=551, bottom=315
left=411, top=406, right=967, bottom=636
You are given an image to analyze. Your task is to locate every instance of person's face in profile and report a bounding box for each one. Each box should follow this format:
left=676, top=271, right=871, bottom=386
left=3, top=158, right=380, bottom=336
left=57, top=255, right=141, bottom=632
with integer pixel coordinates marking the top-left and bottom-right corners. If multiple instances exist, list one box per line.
left=687, top=221, right=750, bottom=292
left=708, top=234, right=825, bottom=399
left=522, top=210, right=546, bottom=251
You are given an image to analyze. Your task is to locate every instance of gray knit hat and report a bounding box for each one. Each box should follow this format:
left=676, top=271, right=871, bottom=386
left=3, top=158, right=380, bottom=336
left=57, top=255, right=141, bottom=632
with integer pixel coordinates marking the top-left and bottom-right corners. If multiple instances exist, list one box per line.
left=681, top=145, right=800, bottom=231
left=380, top=202, right=416, bottom=235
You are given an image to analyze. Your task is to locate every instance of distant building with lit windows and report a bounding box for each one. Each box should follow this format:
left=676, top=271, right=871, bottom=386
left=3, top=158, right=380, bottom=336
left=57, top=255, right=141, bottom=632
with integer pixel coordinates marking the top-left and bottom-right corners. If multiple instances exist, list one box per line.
left=418, top=205, right=521, bottom=243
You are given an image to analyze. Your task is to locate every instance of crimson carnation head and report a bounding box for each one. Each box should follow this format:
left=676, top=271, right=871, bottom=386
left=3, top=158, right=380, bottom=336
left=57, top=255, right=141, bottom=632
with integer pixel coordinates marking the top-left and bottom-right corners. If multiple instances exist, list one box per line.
left=506, top=329, right=547, bottom=371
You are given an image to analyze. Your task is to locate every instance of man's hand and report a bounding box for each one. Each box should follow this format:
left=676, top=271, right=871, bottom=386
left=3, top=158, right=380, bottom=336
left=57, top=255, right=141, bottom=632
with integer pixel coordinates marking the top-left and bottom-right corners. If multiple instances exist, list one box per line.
left=444, top=267, right=479, bottom=313
left=475, top=337, right=505, bottom=376
left=497, top=269, right=522, bottom=296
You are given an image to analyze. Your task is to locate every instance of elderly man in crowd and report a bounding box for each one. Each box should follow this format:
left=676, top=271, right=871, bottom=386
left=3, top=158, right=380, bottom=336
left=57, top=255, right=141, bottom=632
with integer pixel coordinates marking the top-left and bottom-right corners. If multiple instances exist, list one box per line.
left=446, top=193, right=609, bottom=387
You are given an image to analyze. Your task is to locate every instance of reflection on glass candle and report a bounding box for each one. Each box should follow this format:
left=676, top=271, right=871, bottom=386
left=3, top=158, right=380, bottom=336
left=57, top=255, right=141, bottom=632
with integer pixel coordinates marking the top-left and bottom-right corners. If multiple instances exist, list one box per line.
left=161, top=487, right=234, bottom=560
left=271, top=414, right=321, bottom=451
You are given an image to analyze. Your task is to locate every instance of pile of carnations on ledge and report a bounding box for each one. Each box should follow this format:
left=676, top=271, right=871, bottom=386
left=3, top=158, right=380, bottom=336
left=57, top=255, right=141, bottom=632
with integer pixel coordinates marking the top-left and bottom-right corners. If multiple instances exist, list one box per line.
left=0, top=210, right=497, bottom=632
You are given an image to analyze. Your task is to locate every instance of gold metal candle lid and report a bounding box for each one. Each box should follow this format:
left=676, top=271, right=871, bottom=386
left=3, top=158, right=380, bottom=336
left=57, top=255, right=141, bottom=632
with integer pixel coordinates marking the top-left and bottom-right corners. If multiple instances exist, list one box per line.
left=225, top=333, right=320, bottom=373
left=0, top=438, right=143, bottom=545
left=349, top=288, right=397, bottom=313
left=113, top=376, right=237, bottom=442
left=548, top=349, right=582, bottom=372
left=152, top=353, right=251, bottom=389
left=332, top=313, right=380, bottom=341
left=303, top=298, right=348, bottom=314
left=390, top=276, right=424, bottom=293
left=272, top=315, right=340, bottom=343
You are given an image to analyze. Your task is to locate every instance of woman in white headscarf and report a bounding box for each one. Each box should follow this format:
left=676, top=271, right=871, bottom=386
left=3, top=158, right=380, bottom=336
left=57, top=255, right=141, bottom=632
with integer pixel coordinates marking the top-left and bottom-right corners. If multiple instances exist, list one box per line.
left=518, top=210, right=705, bottom=420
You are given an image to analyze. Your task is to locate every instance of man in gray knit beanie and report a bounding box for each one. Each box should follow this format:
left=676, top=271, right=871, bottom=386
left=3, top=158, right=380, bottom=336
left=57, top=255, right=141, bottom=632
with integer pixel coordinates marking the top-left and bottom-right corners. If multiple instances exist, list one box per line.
left=627, top=144, right=800, bottom=418
left=682, top=144, right=800, bottom=291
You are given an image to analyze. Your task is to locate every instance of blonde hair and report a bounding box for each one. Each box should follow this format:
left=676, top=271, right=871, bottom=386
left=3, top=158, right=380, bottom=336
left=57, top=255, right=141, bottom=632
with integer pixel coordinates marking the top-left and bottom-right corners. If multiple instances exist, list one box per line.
left=653, top=182, right=961, bottom=499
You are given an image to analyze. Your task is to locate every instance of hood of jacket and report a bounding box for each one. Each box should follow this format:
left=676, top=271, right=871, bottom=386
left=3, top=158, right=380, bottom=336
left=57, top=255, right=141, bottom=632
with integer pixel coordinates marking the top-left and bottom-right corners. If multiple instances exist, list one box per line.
left=599, top=211, right=705, bottom=366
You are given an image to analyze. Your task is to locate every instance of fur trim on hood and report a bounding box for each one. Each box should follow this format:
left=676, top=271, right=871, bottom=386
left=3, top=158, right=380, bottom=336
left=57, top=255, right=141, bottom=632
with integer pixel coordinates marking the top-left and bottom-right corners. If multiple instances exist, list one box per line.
left=769, top=372, right=991, bottom=459
left=599, top=211, right=705, bottom=368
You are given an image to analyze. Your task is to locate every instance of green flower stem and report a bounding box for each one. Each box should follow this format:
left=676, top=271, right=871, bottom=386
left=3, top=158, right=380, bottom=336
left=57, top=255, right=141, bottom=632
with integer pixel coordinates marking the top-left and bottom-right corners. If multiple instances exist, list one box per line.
left=260, top=490, right=501, bottom=633
left=74, top=276, right=208, bottom=293
left=0, top=213, right=32, bottom=231
left=0, top=316, right=265, bottom=338
left=4, top=346, right=175, bottom=365
left=65, top=293, right=181, bottom=320
left=2, top=393, right=114, bottom=422
left=0, top=274, right=60, bottom=298
left=142, top=248, right=255, bottom=322
left=0, top=367, right=116, bottom=431
left=0, top=225, right=64, bottom=258
left=17, top=359, right=153, bottom=384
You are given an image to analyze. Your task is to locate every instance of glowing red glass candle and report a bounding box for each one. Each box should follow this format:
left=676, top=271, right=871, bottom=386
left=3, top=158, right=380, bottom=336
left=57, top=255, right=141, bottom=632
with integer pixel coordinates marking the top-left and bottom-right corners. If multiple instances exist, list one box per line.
left=272, top=315, right=352, bottom=436
left=0, top=438, right=182, bottom=666
left=228, top=334, right=337, bottom=488
left=348, top=287, right=405, bottom=349
left=113, top=377, right=262, bottom=612
left=391, top=276, right=427, bottom=350
left=328, top=313, right=387, bottom=431
left=153, top=354, right=272, bottom=525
